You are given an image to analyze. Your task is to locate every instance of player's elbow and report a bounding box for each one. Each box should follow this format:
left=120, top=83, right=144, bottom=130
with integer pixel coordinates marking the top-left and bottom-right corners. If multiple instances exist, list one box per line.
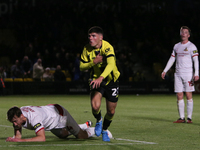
left=40, top=136, right=46, bottom=142
left=79, top=66, right=85, bottom=72
left=79, top=63, right=86, bottom=71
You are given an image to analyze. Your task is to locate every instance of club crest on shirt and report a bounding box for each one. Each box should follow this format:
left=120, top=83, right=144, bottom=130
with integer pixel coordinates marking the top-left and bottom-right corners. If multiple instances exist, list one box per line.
left=193, top=50, right=198, bottom=54
left=184, top=47, right=188, bottom=51
left=105, top=48, right=110, bottom=53
left=33, top=123, right=41, bottom=130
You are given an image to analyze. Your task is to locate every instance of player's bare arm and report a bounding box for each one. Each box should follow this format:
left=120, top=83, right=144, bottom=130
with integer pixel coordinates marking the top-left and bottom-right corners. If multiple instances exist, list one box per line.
left=6, top=128, right=46, bottom=142
left=14, top=125, right=22, bottom=139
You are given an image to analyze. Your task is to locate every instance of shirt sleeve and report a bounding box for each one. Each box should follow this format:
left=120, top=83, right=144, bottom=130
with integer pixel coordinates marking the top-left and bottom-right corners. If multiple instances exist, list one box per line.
left=193, top=55, right=199, bottom=76
left=79, top=48, right=95, bottom=71
left=30, top=114, right=44, bottom=134
left=33, top=122, right=44, bottom=134
left=100, top=47, right=115, bottom=78
left=163, top=49, right=176, bottom=73
left=190, top=44, right=199, bottom=57
left=100, top=56, right=115, bottom=78
left=190, top=44, right=199, bottom=76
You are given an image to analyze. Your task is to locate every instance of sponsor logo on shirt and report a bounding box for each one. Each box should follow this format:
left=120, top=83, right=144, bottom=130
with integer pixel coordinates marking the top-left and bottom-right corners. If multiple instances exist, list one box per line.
left=184, top=48, right=188, bottom=51
left=33, top=123, right=42, bottom=130
left=193, top=50, right=198, bottom=54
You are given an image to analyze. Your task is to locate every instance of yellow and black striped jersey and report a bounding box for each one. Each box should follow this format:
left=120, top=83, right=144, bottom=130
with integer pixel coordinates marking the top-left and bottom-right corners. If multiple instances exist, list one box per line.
left=80, top=40, right=120, bottom=84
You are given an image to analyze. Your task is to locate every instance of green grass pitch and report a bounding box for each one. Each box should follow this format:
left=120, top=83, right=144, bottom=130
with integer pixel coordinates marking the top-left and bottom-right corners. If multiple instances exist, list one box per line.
left=0, top=94, right=200, bottom=150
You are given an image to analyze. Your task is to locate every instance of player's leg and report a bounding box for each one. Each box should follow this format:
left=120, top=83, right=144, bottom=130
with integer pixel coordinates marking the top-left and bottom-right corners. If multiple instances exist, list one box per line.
left=79, top=121, right=92, bottom=130
left=90, top=90, right=103, bottom=136
left=183, top=74, right=195, bottom=123
left=102, top=80, right=119, bottom=141
left=76, top=127, right=95, bottom=139
left=53, top=104, right=94, bottom=139
left=64, top=108, right=95, bottom=139
left=174, top=74, right=185, bottom=123
left=50, top=128, right=70, bottom=139
left=185, top=92, right=193, bottom=123
left=102, top=100, right=117, bottom=141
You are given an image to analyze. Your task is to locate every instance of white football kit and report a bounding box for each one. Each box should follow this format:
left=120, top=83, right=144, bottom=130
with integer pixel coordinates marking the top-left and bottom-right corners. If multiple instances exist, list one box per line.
left=21, top=104, right=81, bottom=136
left=163, top=41, right=199, bottom=92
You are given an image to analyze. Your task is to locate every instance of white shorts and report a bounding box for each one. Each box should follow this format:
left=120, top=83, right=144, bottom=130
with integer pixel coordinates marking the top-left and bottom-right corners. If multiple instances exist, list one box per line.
left=174, top=73, right=194, bottom=93
left=50, top=104, right=80, bottom=137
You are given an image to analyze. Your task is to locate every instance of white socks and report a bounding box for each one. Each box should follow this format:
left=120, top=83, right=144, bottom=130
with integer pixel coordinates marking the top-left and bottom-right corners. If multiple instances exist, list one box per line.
left=187, top=99, right=193, bottom=119
left=79, top=123, right=88, bottom=130
left=178, top=99, right=185, bottom=119
left=177, top=99, right=193, bottom=119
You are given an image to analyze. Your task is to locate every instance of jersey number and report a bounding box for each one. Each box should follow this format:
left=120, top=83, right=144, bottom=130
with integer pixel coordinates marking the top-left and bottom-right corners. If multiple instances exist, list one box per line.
left=112, top=87, right=119, bottom=96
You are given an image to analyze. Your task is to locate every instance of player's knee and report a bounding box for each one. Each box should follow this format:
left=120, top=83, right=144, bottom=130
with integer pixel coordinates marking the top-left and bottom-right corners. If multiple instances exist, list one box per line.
left=186, top=92, right=192, bottom=100
left=107, top=110, right=115, bottom=116
left=92, top=106, right=100, bottom=112
left=177, top=93, right=183, bottom=100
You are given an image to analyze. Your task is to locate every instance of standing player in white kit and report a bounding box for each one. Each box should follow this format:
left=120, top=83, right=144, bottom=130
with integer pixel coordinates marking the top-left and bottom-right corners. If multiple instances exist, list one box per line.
left=161, top=26, right=199, bottom=123
left=6, top=104, right=95, bottom=142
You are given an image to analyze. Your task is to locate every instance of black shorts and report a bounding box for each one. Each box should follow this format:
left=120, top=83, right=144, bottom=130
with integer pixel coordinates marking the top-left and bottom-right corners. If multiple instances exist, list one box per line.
left=91, top=80, right=119, bottom=102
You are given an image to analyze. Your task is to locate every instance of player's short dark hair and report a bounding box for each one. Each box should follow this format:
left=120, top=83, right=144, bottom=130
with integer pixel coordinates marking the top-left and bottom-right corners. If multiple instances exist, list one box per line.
left=180, top=26, right=191, bottom=35
left=7, top=106, right=22, bottom=122
left=88, top=26, right=103, bottom=35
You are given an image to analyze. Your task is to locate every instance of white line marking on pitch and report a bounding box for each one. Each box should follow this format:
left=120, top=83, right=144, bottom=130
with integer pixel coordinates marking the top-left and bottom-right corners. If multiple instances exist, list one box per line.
left=0, top=125, right=12, bottom=128
left=115, top=138, right=157, bottom=144
left=1, top=142, right=156, bottom=147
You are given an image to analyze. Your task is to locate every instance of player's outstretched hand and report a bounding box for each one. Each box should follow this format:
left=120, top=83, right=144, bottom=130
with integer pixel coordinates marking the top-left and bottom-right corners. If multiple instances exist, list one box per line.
left=161, top=72, right=166, bottom=79
left=6, top=137, right=21, bottom=142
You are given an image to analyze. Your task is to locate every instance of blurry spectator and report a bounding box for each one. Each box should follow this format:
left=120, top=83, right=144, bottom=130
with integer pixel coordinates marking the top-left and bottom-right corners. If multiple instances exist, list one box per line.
left=33, top=58, right=44, bottom=81
left=11, top=60, right=23, bottom=78
left=25, top=43, right=35, bottom=61
left=33, top=52, right=43, bottom=64
left=73, top=53, right=80, bottom=81
left=21, top=56, right=33, bottom=78
left=53, top=65, right=66, bottom=81
left=42, top=67, right=53, bottom=81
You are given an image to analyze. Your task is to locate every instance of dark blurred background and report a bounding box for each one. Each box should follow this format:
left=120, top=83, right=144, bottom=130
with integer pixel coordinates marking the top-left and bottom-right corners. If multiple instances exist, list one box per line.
left=0, top=0, right=199, bottom=83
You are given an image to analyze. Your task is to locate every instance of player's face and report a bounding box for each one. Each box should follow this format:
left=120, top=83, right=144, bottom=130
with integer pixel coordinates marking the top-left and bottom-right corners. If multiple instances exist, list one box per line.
left=11, top=115, right=24, bottom=128
left=88, top=33, right=103, bottom=49
left=180, top=29, right=190, bottom=42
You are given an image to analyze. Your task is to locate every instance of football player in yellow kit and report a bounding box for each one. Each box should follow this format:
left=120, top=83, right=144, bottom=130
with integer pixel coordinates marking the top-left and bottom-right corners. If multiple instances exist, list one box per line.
left=80, top=26, right=120, bottom=142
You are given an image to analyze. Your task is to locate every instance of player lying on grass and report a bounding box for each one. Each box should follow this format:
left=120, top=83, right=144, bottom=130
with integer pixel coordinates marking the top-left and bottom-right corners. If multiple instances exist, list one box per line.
left=6, top=104, right=95, bottom=142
